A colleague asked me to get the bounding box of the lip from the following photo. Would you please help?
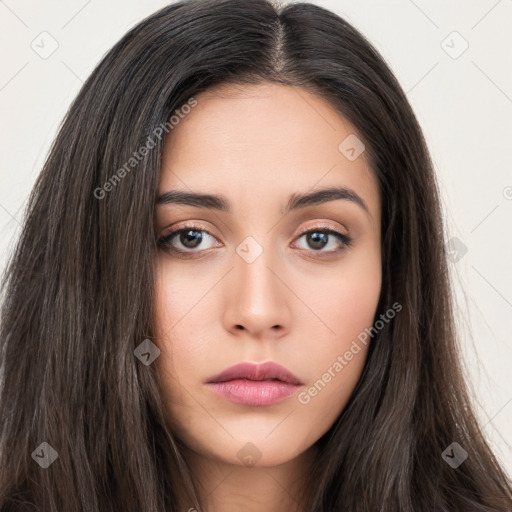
[205,362,303,406]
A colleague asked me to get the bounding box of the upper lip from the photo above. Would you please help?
[205,362,303,385]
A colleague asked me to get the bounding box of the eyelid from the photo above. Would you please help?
[160,220,219,239]
[294,220,348,238]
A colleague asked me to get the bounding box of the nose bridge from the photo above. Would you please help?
[224,233,290,334]
[235,234,281,307]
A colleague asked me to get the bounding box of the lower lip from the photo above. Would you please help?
[207,379,301,406]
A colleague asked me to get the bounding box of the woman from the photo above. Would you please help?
[1,0,510,510]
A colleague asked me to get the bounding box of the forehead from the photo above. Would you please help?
[159,82,379,219]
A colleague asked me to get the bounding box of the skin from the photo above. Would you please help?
[153,82,382,512]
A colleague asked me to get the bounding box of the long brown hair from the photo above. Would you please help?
[1,0,511,510]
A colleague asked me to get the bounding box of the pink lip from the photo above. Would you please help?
[205,362,303,406]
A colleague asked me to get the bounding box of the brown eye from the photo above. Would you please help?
[176,229,204,249]
[293,228,352,254]
[158,225,220,255]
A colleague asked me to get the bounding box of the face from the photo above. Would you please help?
[153,82,381,469]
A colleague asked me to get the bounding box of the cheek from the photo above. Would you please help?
[331,267,381,340]
[152,257,219,355]
[295,251,381,416]
[297,247,382,345]
[152,262,203,407]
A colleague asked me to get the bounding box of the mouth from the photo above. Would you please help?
[205,361,303,406]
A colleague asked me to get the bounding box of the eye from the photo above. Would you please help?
[157,223,352,258]
[157,224,221,257]
[292,225,352,254]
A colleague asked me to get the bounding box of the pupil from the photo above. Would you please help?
[181,230,202,248]
[308,232,327,250]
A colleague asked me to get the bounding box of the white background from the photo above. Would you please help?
[1,0,511,476]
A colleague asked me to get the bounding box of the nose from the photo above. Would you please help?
[222,242,292,339]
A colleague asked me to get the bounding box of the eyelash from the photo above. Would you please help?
[157,223,353,258]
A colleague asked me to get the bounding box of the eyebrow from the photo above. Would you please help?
[156,186,371,218]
